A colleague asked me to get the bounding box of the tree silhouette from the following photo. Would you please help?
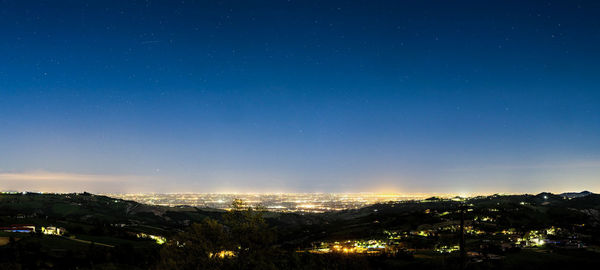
[223,199,277,270]
[157,218,230,270]
[156,199,277,270]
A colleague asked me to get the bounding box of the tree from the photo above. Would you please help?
[157,218,231,270]
[223,199,277,270]
[156,199,277,270]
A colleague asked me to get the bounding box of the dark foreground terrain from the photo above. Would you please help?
[1,191,599,269]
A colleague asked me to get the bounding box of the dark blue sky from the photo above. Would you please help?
[1,0,599,193]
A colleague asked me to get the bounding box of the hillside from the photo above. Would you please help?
[1,192,600,269]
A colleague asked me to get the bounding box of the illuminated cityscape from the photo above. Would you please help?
[102,193,432,212]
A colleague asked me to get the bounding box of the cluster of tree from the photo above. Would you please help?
[155,200,400,270]
[156,199,276,270]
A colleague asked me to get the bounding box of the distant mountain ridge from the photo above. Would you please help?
[559,190,593,198]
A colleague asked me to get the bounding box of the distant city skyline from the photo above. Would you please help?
[1,1,599,194]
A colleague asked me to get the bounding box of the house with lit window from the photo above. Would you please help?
[0,224,36,233]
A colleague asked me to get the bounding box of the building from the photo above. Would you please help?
[41,226,66,236]
[0,224,36,233]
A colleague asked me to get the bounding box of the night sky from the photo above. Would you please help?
[1,0,599,194]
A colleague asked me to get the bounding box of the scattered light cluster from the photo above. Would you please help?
[137,232,166,245]
[308,240,389,254]
[310,225,582,256]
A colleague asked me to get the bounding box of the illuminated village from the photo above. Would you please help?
[299,199,592,261]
